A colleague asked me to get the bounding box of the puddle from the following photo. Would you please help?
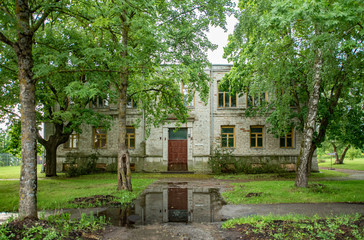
[97,182,226,227]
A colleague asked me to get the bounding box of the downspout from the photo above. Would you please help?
[210,65,214,155]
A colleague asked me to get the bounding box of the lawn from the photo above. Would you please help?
[214,169,349,180]
[0,165,45,179]
[0,172,155,212]
[222,180,364,204]
[318,157,364,171]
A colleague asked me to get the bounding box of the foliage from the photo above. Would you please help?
[0,213,108,240]
[222,180,364,204]
[64,154,98,177]
[223,0,363,186]
[222,214,364,240]
[209,147,285,174]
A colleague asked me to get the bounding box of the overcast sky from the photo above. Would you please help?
[206,14,237,64]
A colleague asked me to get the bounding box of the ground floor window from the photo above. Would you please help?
[251,126,264,148]
[93,128,107,148]
[280,129,294,148]
[221,126,235,148]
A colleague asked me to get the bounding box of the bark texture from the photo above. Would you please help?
[36,124,70,177]
[333,143,350,164]
[295,49,322,188]
[15,0,38,219]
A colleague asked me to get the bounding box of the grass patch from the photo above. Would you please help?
[222,214,364,240]
[222,180,364,204]
[0,212,108,240]
[0,165,46,179]
[318,158,364,171]
[0,172,155,212]
[214,169,348,181]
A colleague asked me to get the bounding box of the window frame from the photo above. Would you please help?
[64,133,79,149]
[280,129,294,148]
[126,126,136,149]
[90,96,109,109]
[221,126,235,148]
[217,82,237,108]
[93,127,107,149]
[127,96,137,109]
[250,126,264,148]
[181,83,195,107]
[247,91,268,107]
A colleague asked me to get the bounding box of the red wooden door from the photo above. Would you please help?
[168,140,187,171]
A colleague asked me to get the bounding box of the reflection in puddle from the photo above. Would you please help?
[97,182,226,226]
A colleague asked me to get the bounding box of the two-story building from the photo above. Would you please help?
[46,64,318,173]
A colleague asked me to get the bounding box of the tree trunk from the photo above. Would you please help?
[332,142,340,164]
[45,144,58,177]
[37,124,70,177]
[15,16,38,218]
[337,145,350,164]
[295,49,322,188]
[117,85,132,191]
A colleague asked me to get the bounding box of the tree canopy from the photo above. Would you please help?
[224,0,363,187]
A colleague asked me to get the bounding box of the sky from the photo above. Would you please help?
[206,14,237,64]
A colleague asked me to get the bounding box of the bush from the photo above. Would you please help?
[65,154,98,177]
[106,162,117,173]
[209,148,285,174]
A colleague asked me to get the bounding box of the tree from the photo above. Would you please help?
[80,0,234,191]
[223,0,363,187]
[0,0,70,219]
[326,90,364,164]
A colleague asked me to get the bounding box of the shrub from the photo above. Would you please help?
[65,154,98,177]
[209,148,285,174]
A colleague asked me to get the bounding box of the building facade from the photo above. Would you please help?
[46,64,318,173]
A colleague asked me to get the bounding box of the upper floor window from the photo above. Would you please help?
[93,127,107,149]
[247,92,268,107]
[218,82,237,108]
[64,133,79,149]
[221,126,235,148]
[90,96,108,109]
[127,97,137,109]
[280,129,294,148]
[126,126,135,149]
[181,84,194,107]
[250,126,264,148]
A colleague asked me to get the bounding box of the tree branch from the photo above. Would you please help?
[0,31,15,47]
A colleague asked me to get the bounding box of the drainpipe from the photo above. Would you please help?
[210,65,214,155]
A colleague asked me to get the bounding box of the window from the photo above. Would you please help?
[93,128,107,148]
[250,126,264,148]
[280,129,294,148]
[247,92,268,107]
[126,127,135,149]
[218,82,237,108]
[181,84,194,107]
[221,126,235,148]
[90,96,108,108]
[64,133,79,149]
[127,97,137,108]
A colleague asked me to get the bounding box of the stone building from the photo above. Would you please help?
[46,64,318,173]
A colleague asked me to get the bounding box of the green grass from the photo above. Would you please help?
[214,169,348,180]
[0,165,45,179]
[0,172,155,212]
[222,214,364,239]
[222,180,364,204]
[318,158,364,171]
